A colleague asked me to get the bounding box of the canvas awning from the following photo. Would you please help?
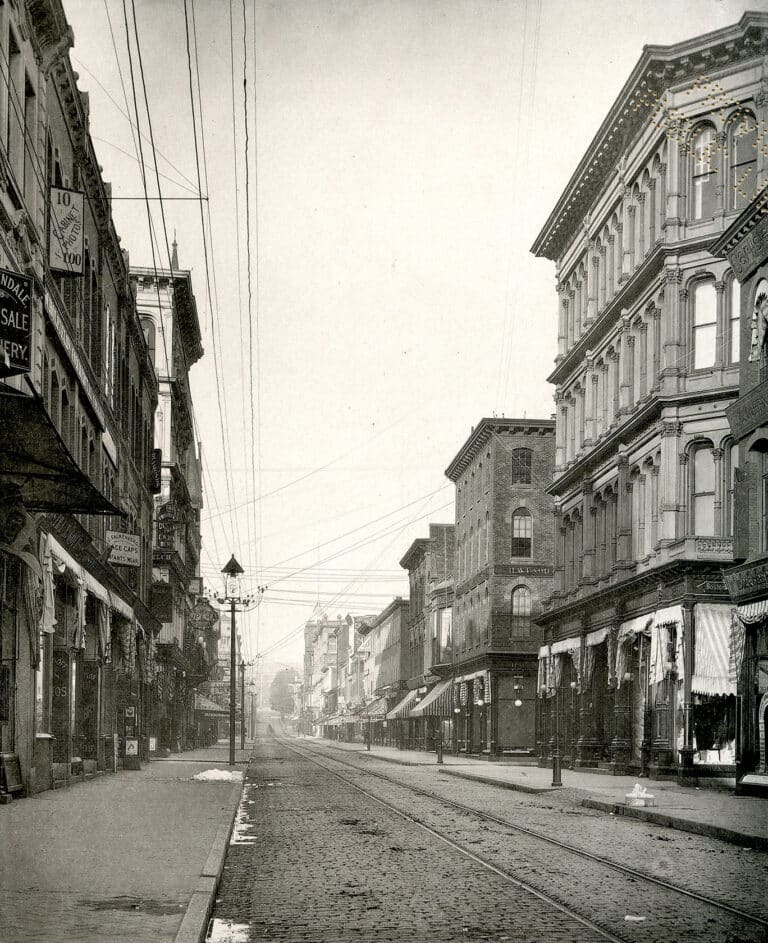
[409,679,453,717]
[693,604,735,697]
[0,386,122,515]
[361,696,388,717]
[194,693,229,716]
[736,600,768,624]
[551,635,580,655]
[320,715,343,727]
[386,689,419,720]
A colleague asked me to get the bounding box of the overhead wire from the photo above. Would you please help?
[181,0,242,552]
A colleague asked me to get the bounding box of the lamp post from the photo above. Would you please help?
[552,683,562,787]
[240,660,246,750]
[215,555,253,766]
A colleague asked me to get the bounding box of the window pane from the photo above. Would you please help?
[694,283,716,326]
[511,449,532,484]
[694,447,715,492]
[730,279,740,363]
[694,324,716,368]
[512,511,532,538]
[512,587,531,616]
[694,495,715,536]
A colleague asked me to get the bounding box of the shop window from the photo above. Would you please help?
[511,585,531,638]
[692,445,715,536]
[691,125,717,219]
[692,281,717,370]
[511,508,532,558]
[510,448,532,484]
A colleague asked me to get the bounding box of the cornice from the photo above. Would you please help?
[445,417,555,482]
[531,13,768,263]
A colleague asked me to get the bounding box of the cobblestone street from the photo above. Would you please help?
[209,731,768,943]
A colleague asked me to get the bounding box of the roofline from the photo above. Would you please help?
[399,537,429,570]
[445,417,555,482]
[371,596,409,628]
[531,12,768,262]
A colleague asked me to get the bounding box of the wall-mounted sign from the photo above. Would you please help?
[49,187,85,275]
[188,598,218,633]
[0,268,31,377]
[106,531,140,567]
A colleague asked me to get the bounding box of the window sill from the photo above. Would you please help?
[35,733,54,740]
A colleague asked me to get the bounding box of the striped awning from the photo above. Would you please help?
[693,604,735,697]
[361,696,388,717]
[321,715,342,727]
[409,679,452,717]
[737,600,768,625]
[551,635,580,655]
[386,689,419,720]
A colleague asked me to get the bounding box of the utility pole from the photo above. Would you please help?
[240,660,246,750]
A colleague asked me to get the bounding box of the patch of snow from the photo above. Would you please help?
[207,918,250,942]
[193,769,244,782]
[230,783,259,844]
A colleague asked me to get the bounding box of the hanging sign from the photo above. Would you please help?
[49,187,85,275]
[0,268,31,377]
[106,531,141,567]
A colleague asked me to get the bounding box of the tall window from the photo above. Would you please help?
[726,442,739,538]
[510,448,532,484]
[762,453,768,553]
[692,445,715,536]
[729,277,740,365]
[691,126,717,219]
[511,508,532,558]
[511,586,531,638]
[693,281,717,369]
[730,113,758,211]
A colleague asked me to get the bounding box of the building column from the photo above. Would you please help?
[678,597,696,784]
[637,474,647,558]
[658,162,667,238]
[651,306,661,391]
[713,447,725,536]
[584,359,596,445]
[555,392,566,469]
[581,481,595,583]
[661,268,684,387]
[557,288,568,361]
[714,280,726,369]
[619,317,634,413]
[586,247,598,326]
[639,323,648,400]
[616,453,632,566]
[659,421,682,543]
[553,507,565,594]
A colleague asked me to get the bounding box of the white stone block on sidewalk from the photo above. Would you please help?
[625,782,655,807]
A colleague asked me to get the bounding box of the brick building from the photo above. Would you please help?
[444,418,555,756]
[714,180,768,794]
[0,0,160,796]
[531,13,767,782]
[131,251,208,754]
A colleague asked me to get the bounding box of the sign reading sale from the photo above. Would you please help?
[0,268,31,377]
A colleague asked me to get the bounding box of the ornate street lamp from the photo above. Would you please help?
[214,555,252,766]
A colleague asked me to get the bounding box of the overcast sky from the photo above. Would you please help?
[63,0,760,672]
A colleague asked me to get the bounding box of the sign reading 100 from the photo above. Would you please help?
[49,187,85,276]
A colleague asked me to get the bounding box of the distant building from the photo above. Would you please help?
[445,418,555,756]
[396,524,454,749]
[131,248,208,753]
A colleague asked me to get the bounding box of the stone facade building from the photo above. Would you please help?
[531,12,768,782]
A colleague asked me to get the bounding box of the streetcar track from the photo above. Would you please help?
[275,736,627,943]
[278,735,768,937]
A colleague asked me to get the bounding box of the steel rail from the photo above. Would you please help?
[283,736,768,934]
[278,736,628,943]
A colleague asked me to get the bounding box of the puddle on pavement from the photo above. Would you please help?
[81,895,184,916]
[207,917,250,942]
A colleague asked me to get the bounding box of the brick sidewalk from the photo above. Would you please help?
[0,741,249,943]
[310,737,768,848]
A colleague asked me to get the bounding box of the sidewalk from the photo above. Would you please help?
[0,741,251,943]
[310,738,768,851]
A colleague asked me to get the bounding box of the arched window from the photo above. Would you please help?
[510,448,532,484]
[511,586,531,638]
[511,508,532,558]
[691,125,717,220]
[728,276,741,365]
[729,112,757,211]
[692,281,717,369]
[692,444,715,536]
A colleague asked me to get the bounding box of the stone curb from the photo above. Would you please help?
[581,798,768,851]
[438,767,558,794]
[173,780,244,943]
